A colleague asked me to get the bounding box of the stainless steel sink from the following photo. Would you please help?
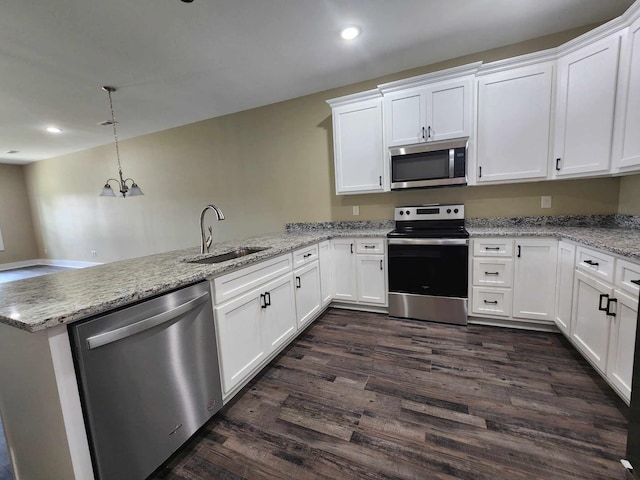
[189,247,269,264]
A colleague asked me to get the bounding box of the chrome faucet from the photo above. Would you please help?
[200,204,225,254]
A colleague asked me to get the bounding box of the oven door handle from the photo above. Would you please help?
[387,238,469,246]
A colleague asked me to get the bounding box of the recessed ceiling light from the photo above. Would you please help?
[6,150,19,154]
[46,126,62,134]
[341,26,361,40]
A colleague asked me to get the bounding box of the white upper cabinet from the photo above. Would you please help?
[553,32,623,178]
[476,59,554,183]
[327,90,385,195]
[380,63,480,148]
[613,15,640,172]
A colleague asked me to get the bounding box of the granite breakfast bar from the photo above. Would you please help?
[0,219,638,480]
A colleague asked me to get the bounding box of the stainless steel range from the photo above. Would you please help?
[387,204,469,325]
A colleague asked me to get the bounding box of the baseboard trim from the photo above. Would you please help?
[0,258,101,271]
[469,316,560,332]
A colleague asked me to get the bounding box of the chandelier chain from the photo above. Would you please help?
[106,88,123,175]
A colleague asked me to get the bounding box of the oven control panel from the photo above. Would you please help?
[394,204,464,221]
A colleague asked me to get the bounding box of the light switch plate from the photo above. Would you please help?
[541,196,552,209]
[352,206,360,216]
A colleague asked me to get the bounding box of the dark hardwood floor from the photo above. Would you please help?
[151,308,629,480]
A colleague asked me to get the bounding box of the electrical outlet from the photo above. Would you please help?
[91,250,97,257]
[352,206,360,216]
[43,248,48,255]
[541,196,552,209]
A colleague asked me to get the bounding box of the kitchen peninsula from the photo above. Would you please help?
[0,218,639,479]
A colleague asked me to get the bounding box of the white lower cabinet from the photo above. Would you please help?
[262,275,298,352]
[606,289,638,400]
[319,240,333,306]
[294,261,322,328]
[331,238,387,307]
[470,238,557,324]
[332,239,358,301]
[554,241,576,335]
[512,239,558,321]
[571,270,614,373]
[357,255,386,304]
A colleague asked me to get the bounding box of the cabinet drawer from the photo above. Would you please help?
[472,287,512,317]
[293,244,319,268]
[615,258,640,296]
[356,238,385,254]
[473,239,514,257]
[576,246,615,283]
[472,258,513,287]
[213,253,292,304]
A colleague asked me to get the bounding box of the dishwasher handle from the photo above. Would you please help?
[86,291,210,350]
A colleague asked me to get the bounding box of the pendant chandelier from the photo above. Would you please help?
[99,86,144,198]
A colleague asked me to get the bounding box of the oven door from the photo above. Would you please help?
[388,239,468,297]
[387,238,469,325]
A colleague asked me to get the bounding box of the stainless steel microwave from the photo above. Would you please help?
[390,137,468,190]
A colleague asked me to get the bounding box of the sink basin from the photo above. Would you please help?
[189,247,269,264]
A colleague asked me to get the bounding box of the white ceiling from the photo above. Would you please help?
[0,0,634,165]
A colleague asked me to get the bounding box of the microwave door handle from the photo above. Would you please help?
[449,148,454,178]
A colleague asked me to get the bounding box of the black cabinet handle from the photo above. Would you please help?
[479,166,482,178]
[265,291,271,307]
[260,293,267,309]
[422,127,425,139]
[632,279,640,286]
[427,126,432,139]
[584,259,599,267]
[379,175,382,186]
[598,294,609,312]
[517,245,521,258]
[380,259,383,271]
[303,253,312,258]
[485,272,500,276]
[295,276,301,289]
[556,158,561,171]
[485,246,500,251]
[606,297,617,317]
[364,245,376,249]
[484,300,498,305]
[350,243,354,254]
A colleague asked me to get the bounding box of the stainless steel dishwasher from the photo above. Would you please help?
[69,281,223,480]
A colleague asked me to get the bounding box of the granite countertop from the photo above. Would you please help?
[1,217,638,333]
[0,227,392,333]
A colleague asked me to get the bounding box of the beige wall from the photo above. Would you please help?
[618,174,640,215]
[0,164,38,264]
[24,24,629,263]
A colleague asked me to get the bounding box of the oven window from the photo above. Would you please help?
[392,151,449,182]
[388,244,468,297]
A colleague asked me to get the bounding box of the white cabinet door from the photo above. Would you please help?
[383,77,473,147]
[606,289,638,402]
[476,63,553,182]
[357,255,386,305]
[332,239,357,301]
[214,289,266,394]
[554,33,622,177]
[512,239,558,321]
[425,78,473,142]
[555,241,576,336]
[332,95,384,194]
[384,89,426,147]
[613,19,640,172]
[319,240,333,306]
[262,275,297,353]
[572,270,615,372]
[294,261,322,328]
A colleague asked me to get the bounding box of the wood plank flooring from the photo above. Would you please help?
[150,309,630,480]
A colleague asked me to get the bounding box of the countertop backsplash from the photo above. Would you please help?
[286,220,395,232]
[466,214,640,229]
